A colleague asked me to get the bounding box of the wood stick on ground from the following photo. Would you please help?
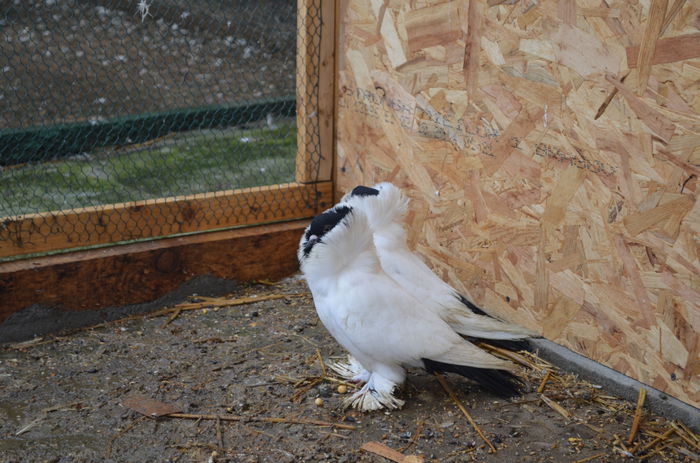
[291,376,323,403]
[320,431,351,441]
[434,373,496,453]
[399,419,425,453]
[105,415,148,458]
[161,306,183,328]
[537,370,552,393]
[670,421,700,450]
[477,343,540,370]
[170,442,223,452]
[540,394,572,420]
[573,452,607,463]
[166,293,299,313]
[613,434,633,457]
[216,415,224,449]
[641,439,677,460]
[243,424,280,442]
[15,401,82,435]
[166,412,357,431]
[5,293,305,351]
[316,349,327,377]
[675,421,700,445]
[638,428,675,454]
[361,441,424,463]
[627,387,647,444]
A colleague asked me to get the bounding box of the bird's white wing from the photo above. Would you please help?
[340,183,534,340]
[328,268,514,373]
[379,244,536,340]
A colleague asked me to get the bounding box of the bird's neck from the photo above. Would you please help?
[375,223,408,249]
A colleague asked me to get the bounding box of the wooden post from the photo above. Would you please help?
[295,0,335,184]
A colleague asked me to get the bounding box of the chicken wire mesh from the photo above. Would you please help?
[0,0,324,259]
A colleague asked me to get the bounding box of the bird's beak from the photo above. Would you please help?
[302,235,319,257]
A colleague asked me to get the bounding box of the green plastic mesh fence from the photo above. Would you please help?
[0,0,323,258]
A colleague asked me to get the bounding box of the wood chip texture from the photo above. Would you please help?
[335,0,699,407]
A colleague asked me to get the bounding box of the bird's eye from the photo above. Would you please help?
[323,224,332,233]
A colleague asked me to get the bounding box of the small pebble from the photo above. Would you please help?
[314,398,324,407]
[317,384,332,398]
[337,385,347,394]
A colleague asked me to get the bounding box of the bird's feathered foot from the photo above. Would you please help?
[342,374,404,411]
[328,355,370,383]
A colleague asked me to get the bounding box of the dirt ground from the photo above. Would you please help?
[0,276,696,463]
[1,0,296,128]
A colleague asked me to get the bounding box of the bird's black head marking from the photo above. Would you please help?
[350,185,380,197]
[302,205,352,257]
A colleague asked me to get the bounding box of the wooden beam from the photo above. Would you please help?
[0,220,308,324]
[319,0,337,182]
[295,0,336,184]
[0,181,332,259]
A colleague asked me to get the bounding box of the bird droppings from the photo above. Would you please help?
[0,276,697,462]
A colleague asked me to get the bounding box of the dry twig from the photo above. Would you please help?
[105,416,148,458]
[573,452,607,463]
[627,387,646,444]
[15,402,82,436]
[161,306,183,328]
[434,373,496,453]
[163,293,300,314]
[167,412,356,431]
[670,421,700,450]
[477,342,542,370]
[3,293,304,351]
[536,369,552,393]
[215,415,224,449]
[540,394,572,420]
[316,348,327,377]
[361,441,424,463]
[399,419,425,453]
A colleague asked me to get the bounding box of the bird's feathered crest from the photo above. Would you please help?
[298,205,377,279]
[341,182,409,245]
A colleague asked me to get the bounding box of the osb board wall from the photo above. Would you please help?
[335,0,700,406]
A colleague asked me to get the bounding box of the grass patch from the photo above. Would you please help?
[0,123,297,217]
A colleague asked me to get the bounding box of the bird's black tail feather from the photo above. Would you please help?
[477,338,532,352]
[422,358,522,398]
[455,293,534,352]
[456,293,488,316]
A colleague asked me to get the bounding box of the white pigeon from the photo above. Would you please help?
[331,183,536,388]
[299,204,522,411]
[340,182,536,342]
